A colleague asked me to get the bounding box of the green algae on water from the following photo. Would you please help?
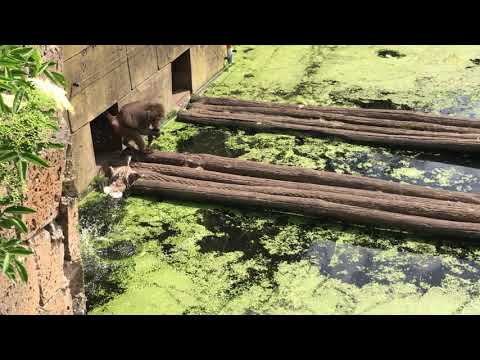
[81,45,480,315]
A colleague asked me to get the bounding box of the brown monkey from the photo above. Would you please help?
[104,101,165,152]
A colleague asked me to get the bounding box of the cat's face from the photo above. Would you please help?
[103,165,140,199]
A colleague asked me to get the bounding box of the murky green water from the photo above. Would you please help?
[81,45,480,314]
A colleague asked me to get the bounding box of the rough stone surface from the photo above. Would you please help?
[59,197,86,315]
[59,197,82,262]
[22,148,66,238]
[29,229,68,307]
[39,45,64,73]
[0,45,85,315]
[0,252,40,315]
[0,229,76,315]
[40,286,73,315]
[64,260,86,315]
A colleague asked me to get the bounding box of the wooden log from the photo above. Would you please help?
[185,108,480,140]
[131,176,480,240]
[308,107,480,129]
[133,163,480,223]
[177,110,480,152]
[190,102,480,134]
[191,95,480,129]
[133,151,480,205]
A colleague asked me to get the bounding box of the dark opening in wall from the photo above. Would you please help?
[90,103,122,155]
[171,50,192,107]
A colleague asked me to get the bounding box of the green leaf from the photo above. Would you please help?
[43,69,55,82]
[20,152,49,167]
[16,78,34,89]
[0,198,14,206]
[44,70,66,88]
[7,217,28,233]
[12,89,25,113]
[0,94,11,113]
[0,102,10,113]
[5,263,16,281]
[0,217,29,233]
[0,151,19,163]
[0,218,17,229]
[0,76,15,87]
[2,253,10,274]
[10,69,28,78]
[4,239,21,247]
[0,82,15,92]
[0,145,15,152]
[4,206,35,215]
[10,47,35,59]
[45,123,60,131]
[30,48,42,65]
[14,259,28,283]
[45,142,64,149]
[36,62,50,76]
[16,160,28,183]
[0,58,21,67]
[10,246,33,256]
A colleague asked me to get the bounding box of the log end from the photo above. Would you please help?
[189,95,204,104]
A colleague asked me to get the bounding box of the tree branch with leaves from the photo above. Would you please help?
[0,45,71,283]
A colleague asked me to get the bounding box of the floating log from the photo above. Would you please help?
[190,95,480,129]
[131,176,480,240]
[134,162,480,223]
[184,108,480,139]
[133,151,480,205]
[189,102,480,134]
[177,110,480,153]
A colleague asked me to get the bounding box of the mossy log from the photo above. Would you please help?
[131,175,480,240]
[133,162,480,223]
[132,151,480,205]
[189,102,480,134]
[177,110,480,153]
[190,95,480,129]
[183,108,480,139]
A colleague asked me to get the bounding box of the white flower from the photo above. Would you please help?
[29,77,74,114]
[1,93,14,108]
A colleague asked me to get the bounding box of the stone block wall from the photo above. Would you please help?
[63,45,226,195]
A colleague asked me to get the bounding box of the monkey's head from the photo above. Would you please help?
[146,103,165,135]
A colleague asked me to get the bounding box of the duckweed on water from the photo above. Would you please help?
[391,167,426,183]
[82,193,480,314]
[82,46,480,314]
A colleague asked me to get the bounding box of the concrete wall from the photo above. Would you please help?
[63,45,226,195]
[190,45,226,92]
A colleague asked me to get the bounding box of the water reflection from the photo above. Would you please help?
[439,94,480,118]
[306,239,480,291]
[340,151,480,192]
